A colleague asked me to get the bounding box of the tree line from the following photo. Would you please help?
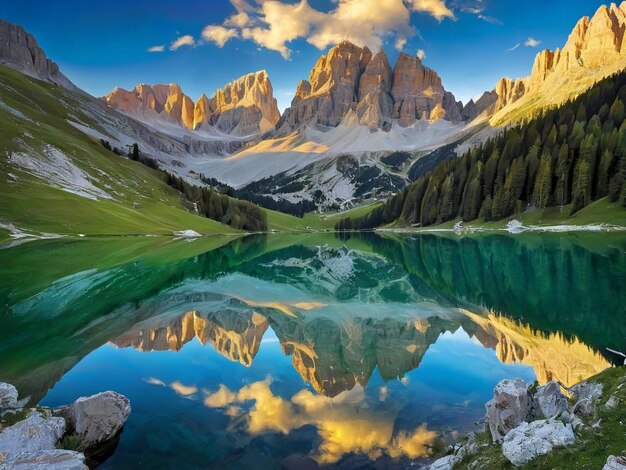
[100,141,267,232]
[337,72,626,230]
[199,175,316,218]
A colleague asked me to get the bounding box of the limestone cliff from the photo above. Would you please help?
[490,2,626,123]
[194,71,281,135]
[0,19,77,91]
[279,41,463,133]
[104,71,280,136]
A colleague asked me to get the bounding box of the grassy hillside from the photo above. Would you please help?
[0,65,237,236]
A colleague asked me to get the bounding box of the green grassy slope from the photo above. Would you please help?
[266,203,382,231]
[0,65,237,236]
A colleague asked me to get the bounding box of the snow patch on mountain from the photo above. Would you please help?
[8,145,112,200]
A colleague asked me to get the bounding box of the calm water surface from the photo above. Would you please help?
[1,233,624,469]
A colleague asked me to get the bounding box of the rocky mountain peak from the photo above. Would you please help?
[280,42,462,133]
[490,2,626,121]
[104,70,280,136]
[0,19,77,91]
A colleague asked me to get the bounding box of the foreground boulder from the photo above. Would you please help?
[502,419,575,466]
[0,383,19,411]
[604,455,626,469]
[531,381,568,419]
[61,391,131,450]
[485,379,531,442]
[426,433,478,469]
[2,449,87,469]
[0,410,65,455]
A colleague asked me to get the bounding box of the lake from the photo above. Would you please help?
[1,232,624,469]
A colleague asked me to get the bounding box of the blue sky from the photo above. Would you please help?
[0,0,606,110]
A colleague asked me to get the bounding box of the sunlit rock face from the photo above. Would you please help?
[104,84,195,130]
[491,2,626,120]
[193,71,281,135]
[113,310,269,366]
[390,53,462,125]
[0,19,78,91]
[103,71,280,136]
[279,41,463,133]
[464,310,611,388]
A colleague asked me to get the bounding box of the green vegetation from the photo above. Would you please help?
[338,72,626,231]
[454,367,626,469]
[0,65,238,236]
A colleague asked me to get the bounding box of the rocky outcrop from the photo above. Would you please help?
[391,53,462,125]
[0,382,130,468]
[104,84,194,129]
[604,455,626,469]
[61,391,131,450]
[0,382,18,410]
[356,51,394,130]
[0,410,66,455]
[104,71,280,136]
[502,419,575,466]
[195,71,281,135]
[488,2,626,122]
[279,41,463,133]
[460,91,498,121]
[2,449,88,469]
[485,379,532,442]
[0,19,77,91]
[531,381,568,419]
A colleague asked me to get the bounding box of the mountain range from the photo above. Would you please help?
[1,2,626,233]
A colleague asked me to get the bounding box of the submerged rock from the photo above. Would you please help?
[0,383,19,411]
[603,455,626,469]
[62,391,131,450]
[485,379,531,442]
[502,419,575,466]
[0,410,65,455]
[531,381,568,419]
[2,449,87,469]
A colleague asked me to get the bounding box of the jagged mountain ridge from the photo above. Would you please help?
[104,70,281,136]
[0,19,77,91]
[278,41,469,134]
[488,2,626,123]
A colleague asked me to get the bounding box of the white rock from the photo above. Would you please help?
[173,229,202,238]
[0,383,18,411]
[572,397,596,417]
[570,381,603,403]
[502,419,575,466]
[427,454,458,470]
[605,395,619,410]
[506,219,527,234]
[0,410,65,455]
[63,391,131,449]
[603,455,626,469]
[2,449,87,469]
[532,381,568,419]
[485,379,531,442]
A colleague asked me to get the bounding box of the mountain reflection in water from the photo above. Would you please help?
[0,232,624,468]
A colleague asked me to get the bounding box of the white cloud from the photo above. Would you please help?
[524,37,541,47]
[199,0,456,60]
[147,45,164,53]
[507,43,520,51]
[395,37,408,51]
[202,25,239,47]
[417,49,426,60]
[170,34,195,51]
[408,0,455,21]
